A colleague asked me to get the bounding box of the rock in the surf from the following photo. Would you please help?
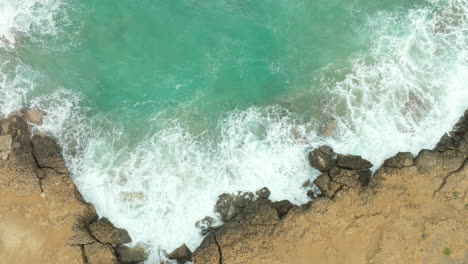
[336,154,373,170]
[116,245,149,263]
[89,217,132,246]
[308,145,336,172]
[166,244,192,263]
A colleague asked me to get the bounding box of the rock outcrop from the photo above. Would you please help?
[190,110,468,264]
[0,113,147,264]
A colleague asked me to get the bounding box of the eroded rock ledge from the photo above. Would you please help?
[186,110,468,264]
[0,112,147,264]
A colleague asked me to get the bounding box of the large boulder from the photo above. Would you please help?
[336,154,373,170]
[84,242,119,264]
[214,191,254,222]
[89,217,132,246]
[308,145,336,172]
[166,244,192,264]
[272,200,295,218]
[383,152,414,168]
[116,245,149,263]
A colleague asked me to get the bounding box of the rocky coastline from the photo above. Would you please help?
[1,109,467,263]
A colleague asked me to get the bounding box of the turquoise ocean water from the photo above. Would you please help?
[1,0,468,262]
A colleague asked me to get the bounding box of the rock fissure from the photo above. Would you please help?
[213,234,223,264]
[80,245,89,264]
[433,156,468,197]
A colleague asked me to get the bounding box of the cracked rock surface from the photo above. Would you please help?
[0,114,144,264]
[191,110,468,264]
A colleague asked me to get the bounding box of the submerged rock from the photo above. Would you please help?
[321,118,338,137]
[214,193,241,222]
[89,217,132,246]
[166,244,192,264]
[336,154,373,170]
[116,245,149,263]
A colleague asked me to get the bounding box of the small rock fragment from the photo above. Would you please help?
[308,145,336,172]
[195,216,217,236]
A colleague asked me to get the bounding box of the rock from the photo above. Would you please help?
[193,199,280,264]
[234,191,254,208]
[195,216,217,236]
[166,244,192,263]
[214,193,242,222]
[306,189,316,199]
[20,108,43,125]
[313,173,341,198]
[302,179,311,187]
[31,135,68,173]
[84,242,119,264]
[116,245,149,263]
[89,217,132,246]
[272,200,295,217]
[321,118,338,137]
[308,145,336,172]
[336,154,373,170]
[383,152,414,168]
[0,134,12,160]
[358,170,372,186]
[256,187,271,199]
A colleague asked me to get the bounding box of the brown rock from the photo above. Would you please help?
[89,217,132,246]
[116,245,149,263]
[383,152,414,168]
[20,108,43,125]
[84,242,119,264]
[166,244,192,263]
[272,200,295,217]
[336,154,373,170]
[31,135,68,173]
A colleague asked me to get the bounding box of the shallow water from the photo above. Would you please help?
[1,0,468,262]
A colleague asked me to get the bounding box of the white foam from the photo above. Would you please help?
[2,1,468,263]
[0,0,66,49]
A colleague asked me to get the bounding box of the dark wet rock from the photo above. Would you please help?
[308,145,336,172]
[84,242,119,264]
[195,216,218,236]
[234,191,254,208]
[358,170,372,186]
[302,179,311,187]
[214,193,242,222]
[31,135,68,173]
[313,173,341,198]
[89,217,132,246]
[116,245,149,263]
[256,187,271,199]
[336,154,373,170]
[383,152,414,168]
[166,244,192,263]
[272,200,295,218]
[306,189,316,199]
